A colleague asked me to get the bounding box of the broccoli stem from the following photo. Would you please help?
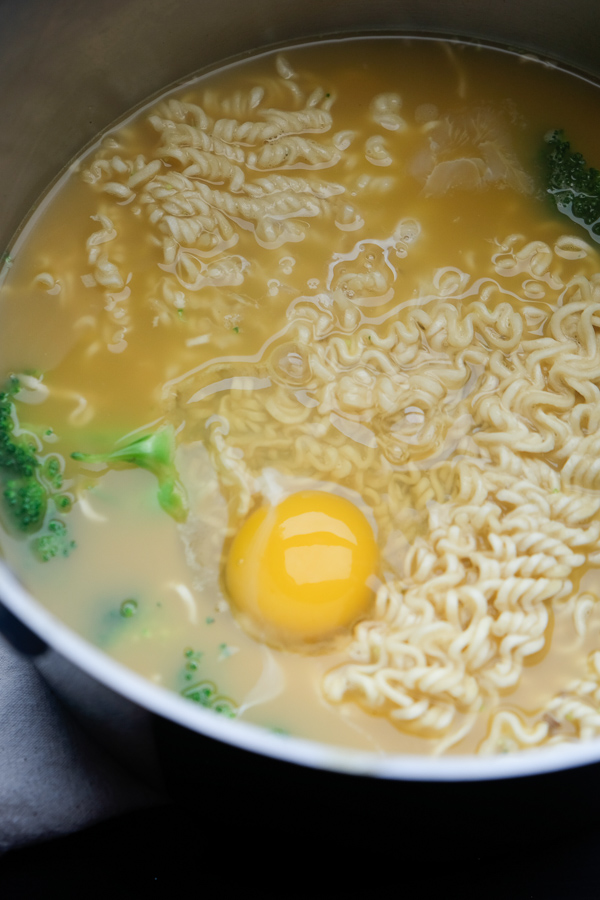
[71,424,187,522]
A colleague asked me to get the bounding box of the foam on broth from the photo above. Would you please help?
[3,36,600,754]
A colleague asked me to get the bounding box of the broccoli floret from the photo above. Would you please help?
[4,477,46,529]
[0,390,40,476]
[33,519,76,562]
[0,381,75,559]
[544,130,600,240]
[0,386,46,530]
[71,424,187,522]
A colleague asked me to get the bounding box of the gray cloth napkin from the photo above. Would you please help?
[0,634,161,854]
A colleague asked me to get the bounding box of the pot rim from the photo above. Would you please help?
[3,30,600,783]
[2,562,600,781]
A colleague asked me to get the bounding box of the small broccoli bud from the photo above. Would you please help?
[42,455,63,491]
[33,519,76,561]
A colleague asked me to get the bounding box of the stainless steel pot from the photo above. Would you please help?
[2,0,600,787]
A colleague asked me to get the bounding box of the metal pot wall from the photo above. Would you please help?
[3,0,600,804]
[3,0,600,255]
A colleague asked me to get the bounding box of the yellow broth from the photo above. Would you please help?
[2,37,600,753]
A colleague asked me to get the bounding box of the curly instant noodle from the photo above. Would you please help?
[173,237,600,751]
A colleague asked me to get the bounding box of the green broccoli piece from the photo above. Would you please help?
[0,390,39,476]
[4,477,46,529]
[0,386,46,530]
[42,455,64,491]
[34,519,76,562]
[71,424,187,522]
[544,130,600,241]
[0,381,75,559]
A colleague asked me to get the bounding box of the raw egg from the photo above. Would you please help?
[225,490,378,648]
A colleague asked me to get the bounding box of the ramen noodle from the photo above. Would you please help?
[2,37,600,755]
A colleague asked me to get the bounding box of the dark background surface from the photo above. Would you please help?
[4,803,600,896]
[2,716,600,895]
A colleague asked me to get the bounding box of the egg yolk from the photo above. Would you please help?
[225,491,378,648]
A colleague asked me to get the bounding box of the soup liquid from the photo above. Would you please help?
[2,37,600,754]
